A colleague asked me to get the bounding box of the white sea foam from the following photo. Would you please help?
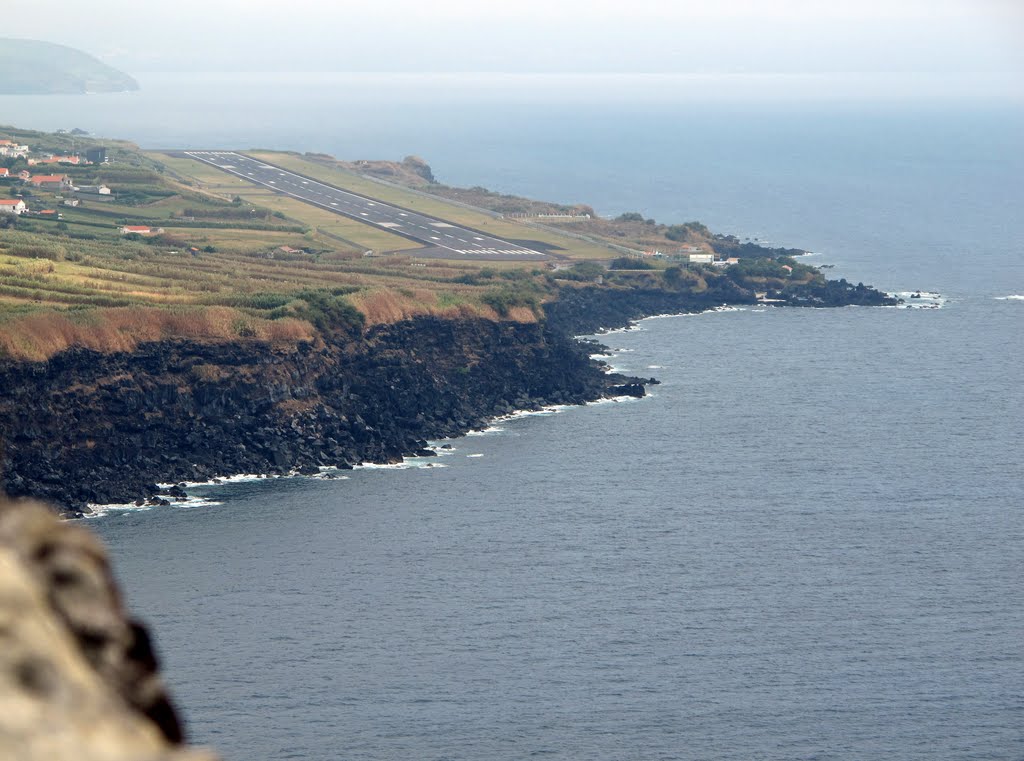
[889,290,946,309]
[354,460,447,470]
[994,295,1024,301]
[647,365,664,369]
[173,496,226,509]
[158,473,270,489]
[500,405,566,419]
[86,502,153,518]
[598,325,647,336]
[86,495,223,518]
[585,394,644,406]
[467,425,505,436]
[637,312,697,322]
[466,453,484,458]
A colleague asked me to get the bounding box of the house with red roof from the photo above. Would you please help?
[0,168,8,178]
[28,174,71,191]
[28,154,82,166]
[0,199,28,215]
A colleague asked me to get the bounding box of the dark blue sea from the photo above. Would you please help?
[5,74,1023,760]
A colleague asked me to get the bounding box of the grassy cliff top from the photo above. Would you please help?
[0,127,822,361]
[0,39,138,95]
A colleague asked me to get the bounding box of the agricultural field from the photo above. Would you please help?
[3,127,806,363]
[1,129,607,361]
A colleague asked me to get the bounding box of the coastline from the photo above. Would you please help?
[84,392,648,518]
[1,282,896,518]
[1,310,654,518]
[82,287,913,519]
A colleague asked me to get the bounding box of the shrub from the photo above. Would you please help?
[480,284,540,317]
[610,256,654,270]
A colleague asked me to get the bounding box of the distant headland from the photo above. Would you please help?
[0,38,138,95]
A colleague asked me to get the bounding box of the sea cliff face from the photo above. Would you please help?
[0,315,642,516]
[0,281,896,516]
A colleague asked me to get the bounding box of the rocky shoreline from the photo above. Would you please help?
[0,312,648,518]
[0,283,896,518]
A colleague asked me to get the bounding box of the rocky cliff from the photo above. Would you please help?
[0,315,645,516]
[0,279,896,516]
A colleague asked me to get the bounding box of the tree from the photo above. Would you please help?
[615,212,644,223]
[665,221,710,242]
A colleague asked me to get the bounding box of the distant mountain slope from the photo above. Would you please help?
[0,38,138,94]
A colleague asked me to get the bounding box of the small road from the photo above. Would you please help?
[181,151,549,261]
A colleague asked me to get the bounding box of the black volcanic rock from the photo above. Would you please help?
[0,316,647,516]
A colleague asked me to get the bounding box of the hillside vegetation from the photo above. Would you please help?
[321,155,806,257]
[0,127,833,362]
[0,39,138,94]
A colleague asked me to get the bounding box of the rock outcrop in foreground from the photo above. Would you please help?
[0,497,215,761]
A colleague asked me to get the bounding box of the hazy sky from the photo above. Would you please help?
[4,0,1022,76]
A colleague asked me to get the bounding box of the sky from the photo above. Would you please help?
[3,0,1022,78]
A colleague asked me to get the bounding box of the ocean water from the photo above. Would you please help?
[6,75,1023,760]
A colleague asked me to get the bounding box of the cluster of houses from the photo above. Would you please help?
[1,137,106,165]
[1,138,112,208]
[28,154,82,166]
[0,171,114,217]
[0,139,29,158]
[1,137,115,218]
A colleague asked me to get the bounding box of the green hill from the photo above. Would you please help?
[0,38,138,94]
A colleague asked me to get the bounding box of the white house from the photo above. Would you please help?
[73,184,111,195]
[0,199,28,215]
[0,139,29,158]
[687,253,715,265]
[119,225,164,235]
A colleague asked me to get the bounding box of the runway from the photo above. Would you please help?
[181,151,549,260]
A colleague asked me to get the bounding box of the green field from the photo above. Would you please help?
[3,128,771,362]
[239,151,619,259]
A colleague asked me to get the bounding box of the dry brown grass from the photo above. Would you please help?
[0,307,315,363]
[347,288,537,327]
